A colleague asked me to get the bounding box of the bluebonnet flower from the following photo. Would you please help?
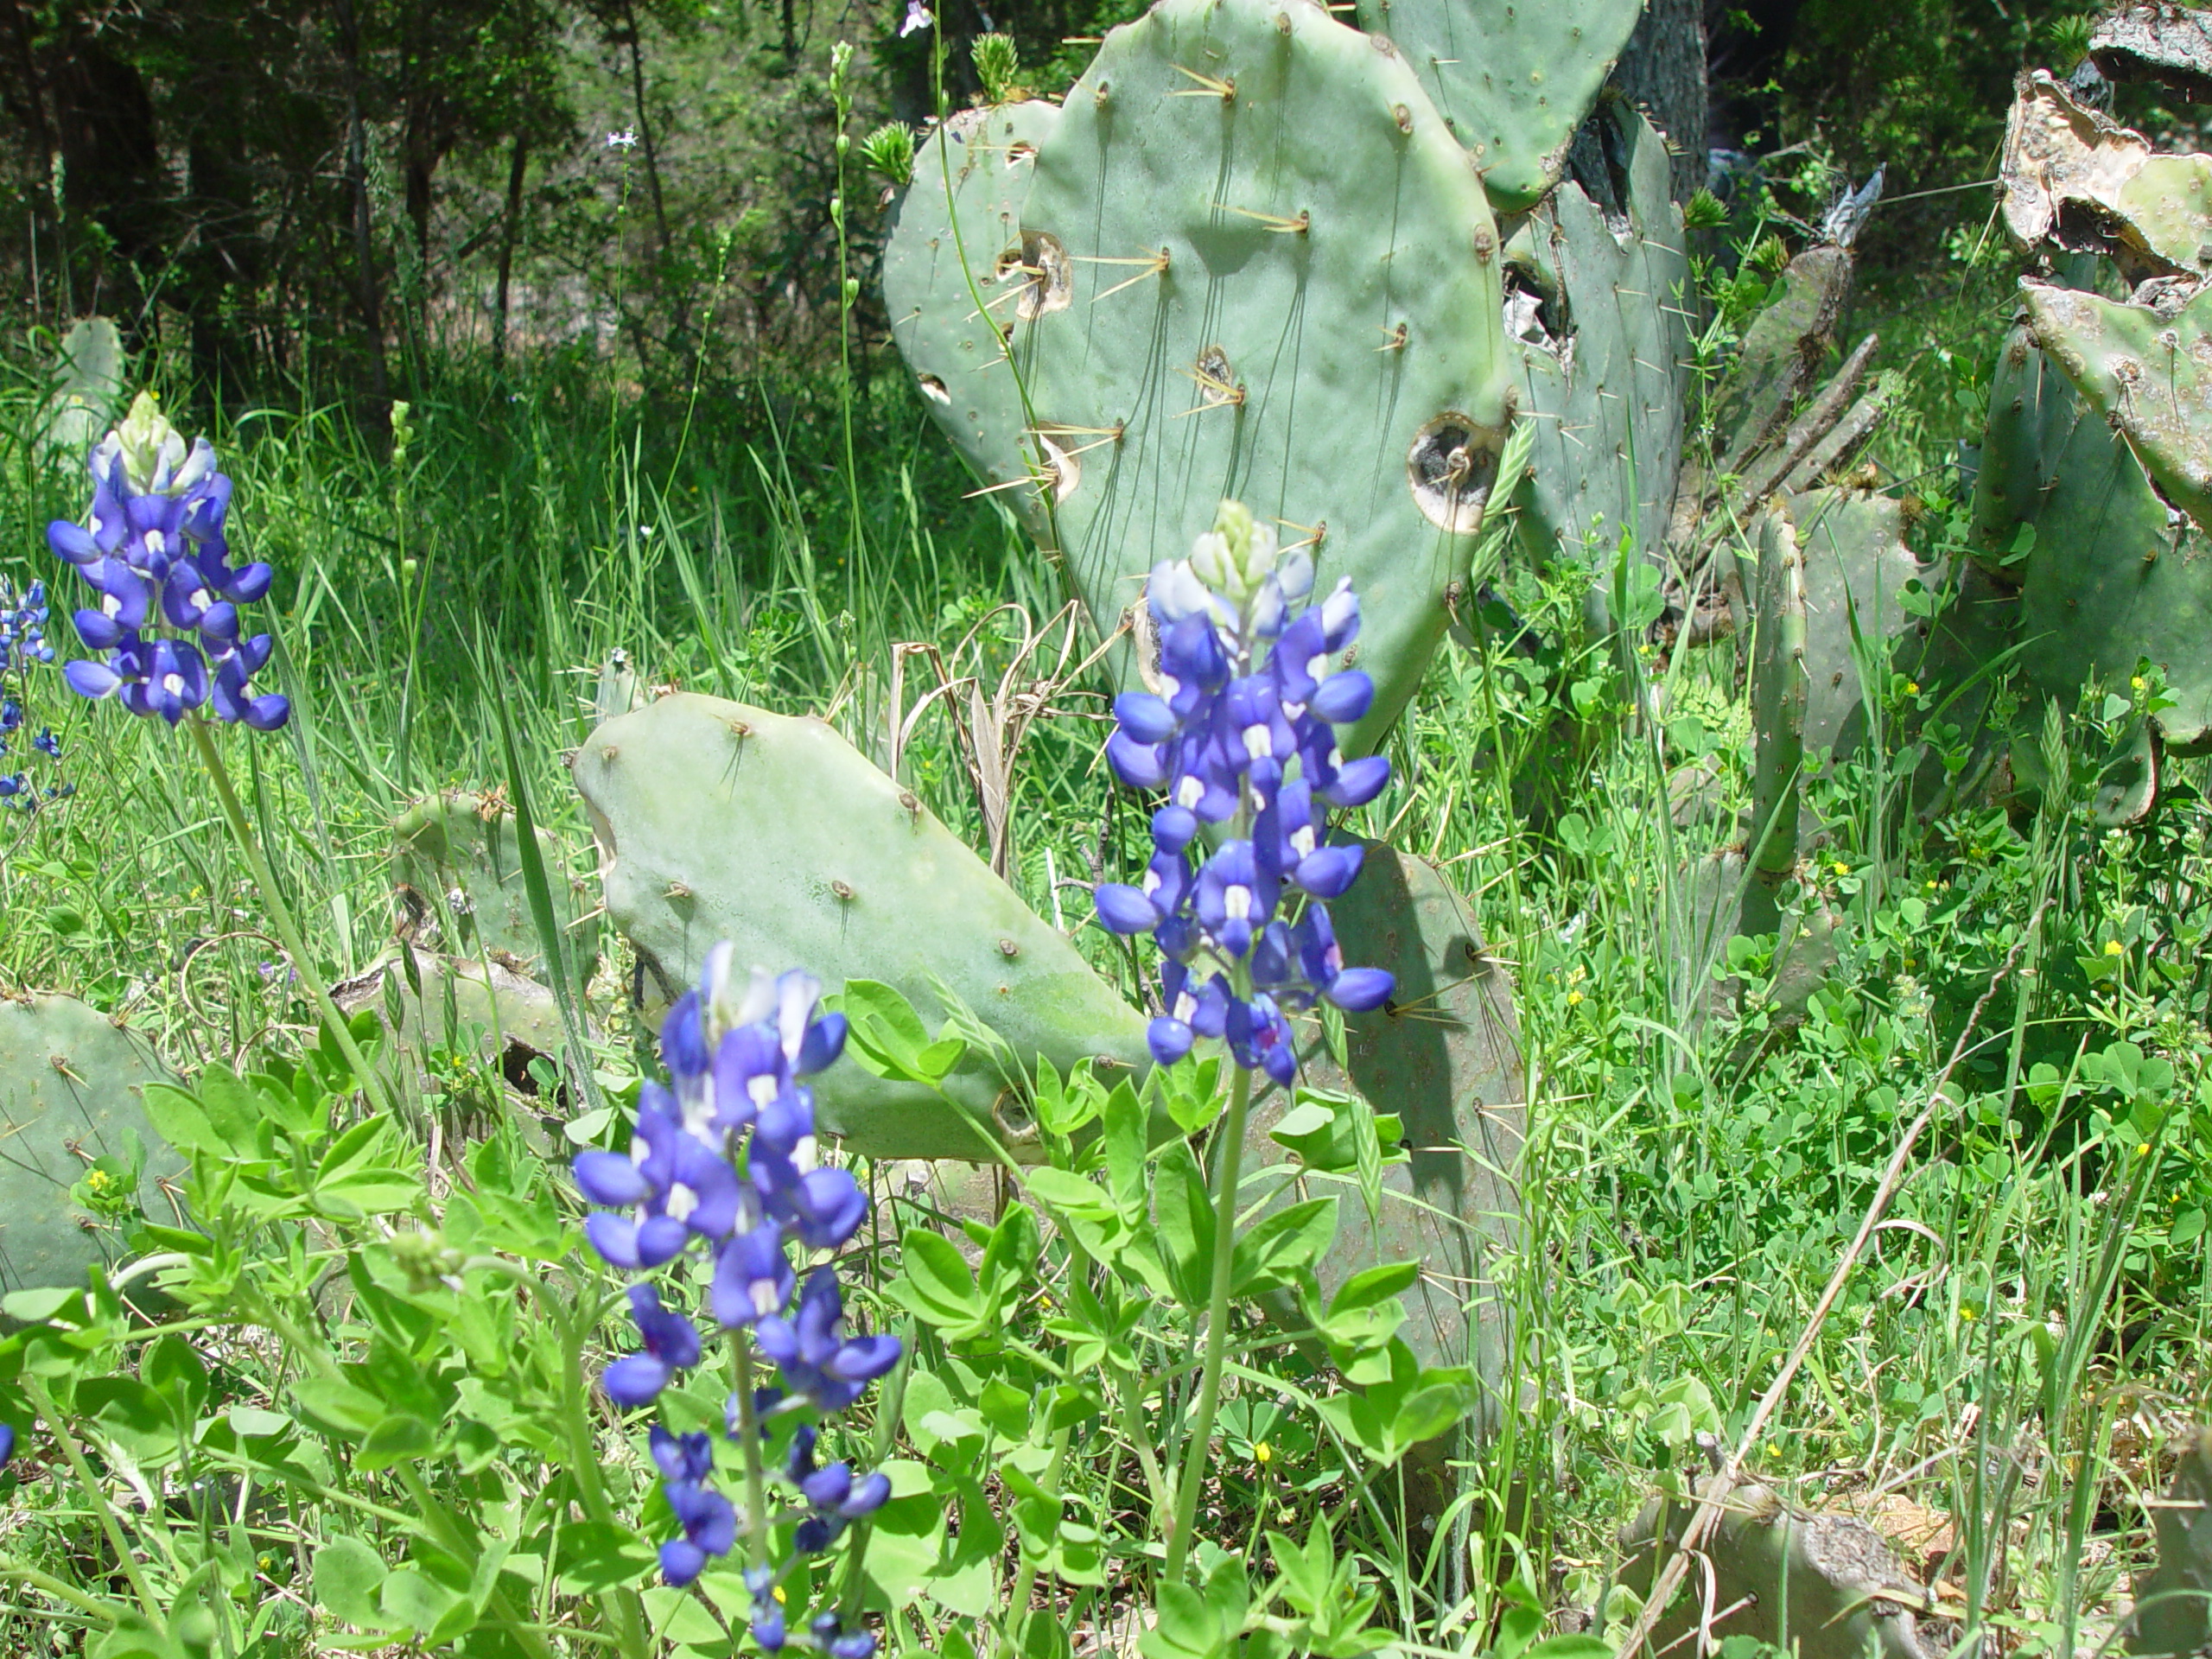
[1092,502,1395,1080]
[0,700,19,733]
[602,1282,702,1406]
[754,1269,902,1414]
[0,580,54,674]
[571,944,898,1643]
[652,1426,737,1586]
[0,1421,13,1470]
[30,728,59,758]
[45,393,288,730]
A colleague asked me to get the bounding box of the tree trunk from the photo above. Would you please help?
[621,3,671,257]
[333,0,390,404]
[1612,0,1709,202]
[494,133,529,370]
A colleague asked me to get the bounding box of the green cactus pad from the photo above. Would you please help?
[1016,0,1516,754]
[1326,844,1522,1386]
[1625,1484,1949,1659]
[1355,0,1648,213]
[571,693,1150,1160]
[882,100,1064,543]
[1783,488,1929,766]
[0,995,181,1294]
[1744,499,1808,941]
[2022,276,2212,531]
[2129,1424,2212,1659]
[392,791,598,977]
[43,317,125,461]
[2001,72,2212,282]
[1973,319,2212,753]
[1508,103,1690,567]
[1710,246,1853,469]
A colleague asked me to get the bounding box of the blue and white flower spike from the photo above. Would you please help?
[569,949,894,1654]
[45,393,288,730]
[1093,500,1395,1079]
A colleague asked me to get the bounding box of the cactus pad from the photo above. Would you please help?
[1709,246,1853,469]
[883,100,1064,542]
[1508,103,1690,567]
[2129,1424,2212,1659]
[571,693,1150,1160]
[1354,0,1649,213]
[1784,488,1930,766]
[1016,0,1516,754]
[2021,276,2212,531]
[1624,1484,1951,1659]
[392,791,599,977]
[1973,319,2212,753]
[0,995,181,1293]
[2000,72,2212,282]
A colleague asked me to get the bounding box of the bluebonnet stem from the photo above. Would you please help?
[571,945,896,1653]
[44,393,288,730]
[1092,500,1395,1083]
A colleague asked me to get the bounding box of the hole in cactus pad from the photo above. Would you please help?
[1408,414,1504,534]
[1016,231,1071,319]
[918,374,950,404]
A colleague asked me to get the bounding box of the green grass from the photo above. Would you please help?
[0,322,2208,1659]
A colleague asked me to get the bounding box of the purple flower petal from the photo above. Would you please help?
[1091,883,1157,936]
[601,1353,674,1407]
[574,1150,653,1206]
[1325,968,1395,1013]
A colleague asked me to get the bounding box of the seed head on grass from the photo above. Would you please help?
[45,392,288,730]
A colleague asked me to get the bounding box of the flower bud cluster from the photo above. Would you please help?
[570,945,897,1654]
[45,393,288,729]
[1092,503,1395,1080]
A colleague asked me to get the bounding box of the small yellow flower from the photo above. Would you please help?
[1765,1440,1783,1459]
[1960,1303,1977,1321]
[1567,990,1584,1007]
[2138,1143,2152,1157]
[1926,880,1938,890]
[773,1586,787,1605]
[1832,861,1849,876]
[2105,940,2124,957]
[1254,1441,1273,1465]
[2132,676,2147,692]
[1904,681,1920,696]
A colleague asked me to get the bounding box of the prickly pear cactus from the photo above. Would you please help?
[1784,487,1929,765]
[334,950,574,1071]
[1710,246,1853,469]
[1507,102,1691,569]
[882,100,1064,543]
[1248,844,1522,1376]
[0,995,181,1293]
[1624,1484,1951,1659]
[43,317,125,461]
[571,693,1151,1160]
[1354,0,1648,213]
[2021,276,2212,531]
[1973,320,2212,753]
[2001,71,2212,283]
[392,791,599,977]
[1744,501,1808,941]
[2128,1424,2212,1659]
[1015,0,1516,755]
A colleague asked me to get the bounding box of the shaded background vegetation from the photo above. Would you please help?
[0,0,2101,415]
